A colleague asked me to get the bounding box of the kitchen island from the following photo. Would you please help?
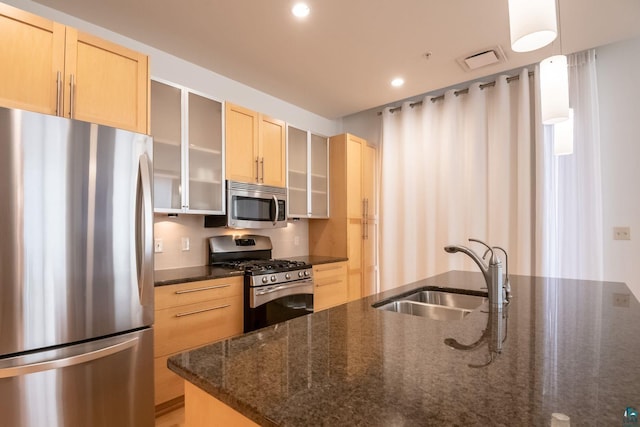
[168,271,640,426]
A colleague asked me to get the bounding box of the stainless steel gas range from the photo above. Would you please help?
[208,235,314,332]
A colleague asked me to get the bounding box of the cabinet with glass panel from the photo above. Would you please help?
[287,126,329,218]
[151,80,224,214]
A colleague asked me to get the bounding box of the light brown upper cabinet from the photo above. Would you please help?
[0,3,149,134]
[225,102,286,187]
[309,133,378,301]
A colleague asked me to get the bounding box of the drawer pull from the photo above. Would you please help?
[316,265,344,272]
[316,280,343,287]
[175,284,231,294]
[175,304,230,318]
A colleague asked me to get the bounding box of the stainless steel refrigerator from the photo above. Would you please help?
[0,106,154,427]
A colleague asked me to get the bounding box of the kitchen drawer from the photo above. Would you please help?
[154,353,183,406]
[155,276,243,310]
[154,294,243,357]
[313,262,348,312]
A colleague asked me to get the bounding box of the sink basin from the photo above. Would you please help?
[373,288,487,321]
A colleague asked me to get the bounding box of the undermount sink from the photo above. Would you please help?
[373,288,487,321]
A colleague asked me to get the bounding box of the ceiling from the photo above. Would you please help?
[34,0,640,119]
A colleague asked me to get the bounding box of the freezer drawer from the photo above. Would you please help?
[0,328,154,427]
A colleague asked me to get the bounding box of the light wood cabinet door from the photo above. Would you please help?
[0,4,149,133]
[0,4,65,115]
[64,29,148,133]
[226,102,259,183]
[362,144,377,296]
[153,277,244,407]
[347,219,363,301]
[313,262,348,311]
[259,114,286,187]
[346,135,364,219]
[155,294,243,357]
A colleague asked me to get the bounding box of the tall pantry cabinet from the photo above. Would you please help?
[0,3,149,134]
[309,133,378,301]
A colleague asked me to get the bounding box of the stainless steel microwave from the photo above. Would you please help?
[221,180,287,229]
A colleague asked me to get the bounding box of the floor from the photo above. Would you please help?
[155,406,185,427]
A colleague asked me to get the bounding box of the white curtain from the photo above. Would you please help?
[379,69,534,290]
[535,50,603,280]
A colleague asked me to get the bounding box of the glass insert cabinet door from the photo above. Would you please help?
[310,133,328,217]
[187,92,223,212]
[151,81,182,211]
[287,126,308,217]
[287,125,328,218]
[150,80,223,214]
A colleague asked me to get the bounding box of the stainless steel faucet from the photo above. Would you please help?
[444,238,511,308]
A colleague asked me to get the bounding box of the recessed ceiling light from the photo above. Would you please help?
[292,3,310,18]
[391,78,404,87]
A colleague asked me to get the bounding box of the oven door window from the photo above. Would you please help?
[232,195,275,222]
[245,294,313,333]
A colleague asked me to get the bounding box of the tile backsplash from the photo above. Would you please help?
[153,214,310,270]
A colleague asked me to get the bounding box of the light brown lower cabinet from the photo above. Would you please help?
[313,261,348,311]
[154,276,244,408]
[184,382,258,427]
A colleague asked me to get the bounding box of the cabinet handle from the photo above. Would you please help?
[69,74,75,118]
[175,304,230,318]
[174,284,231,294]
[55,71,62,116]
[260,157,265,183]
[255,157,260,182]
[316,265,343,272]
[316,280,343,287]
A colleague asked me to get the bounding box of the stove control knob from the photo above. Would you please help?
[298,271,303,278]
[262,277,269,284]
[270,275,277,282]
[285,273,291,280]
[304,270,310,277]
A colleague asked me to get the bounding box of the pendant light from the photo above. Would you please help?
[540,55,569,124]
[508,0,557,52]
[553,108,574,155]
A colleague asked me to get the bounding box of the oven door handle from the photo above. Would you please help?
[255,279,313,296]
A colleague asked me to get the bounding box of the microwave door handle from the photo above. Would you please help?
[272,195,279,226]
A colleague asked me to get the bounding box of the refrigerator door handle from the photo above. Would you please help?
[0,337,138,379]
[136,152,153,302]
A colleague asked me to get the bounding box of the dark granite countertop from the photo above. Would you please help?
[168,271,640,426]
[284,255,348,265]
[154,265,244,286]
[154,256,346,286]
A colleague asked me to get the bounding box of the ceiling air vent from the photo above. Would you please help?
[457,46,507,71]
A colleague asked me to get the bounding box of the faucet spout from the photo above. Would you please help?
[444,239,509,308]
[444,245,489,276]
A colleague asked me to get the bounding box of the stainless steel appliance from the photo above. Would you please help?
[209,235,313,332]
[205,180,287,229]
[0,107,154,427]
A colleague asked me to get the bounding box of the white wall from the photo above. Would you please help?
[597,36,640,299]
[153,215,310,270]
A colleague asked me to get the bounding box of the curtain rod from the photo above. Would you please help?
[377,70,535,116]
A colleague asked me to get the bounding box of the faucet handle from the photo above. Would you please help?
[468,238,494,260]
[469,238,501,266]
